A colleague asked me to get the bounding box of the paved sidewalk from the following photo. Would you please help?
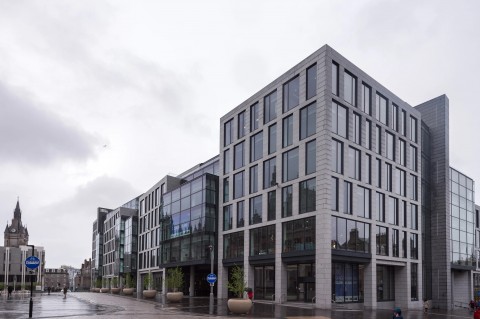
[1,291,477,319]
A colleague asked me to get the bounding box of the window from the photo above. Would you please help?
[223,205,232,231]
[268,124,277,154]
[332,101,348,138]
[411,204,418,230]
[400,110,407,136]
[401,231,407,258]
[376,158,382,188]
[284,217,315,252]
[282,147,299,182]
[250,103,259,132]
[234,142,244,170]
[348,147,361,180]
[223,231,244,259]
[365,120,372,149]
[267,190,276,221]
[409,145,417,171]
[306,64,317,99]
[224,119,233,146]
[233,171,244,199]
[364,154,371,184]
[410,116,417,142]
[250,225,275,256]
[400,200,407,227]
[353,113,361,145]
[250,131,263,162]
[411,263,418,301]
[376,265,394,301]
[344,71,356,106]
[332,139,343,174]
[332,62,339,96]
[283,115,293,147]
[375,125,381,154]
[300,103,316,140]
[238,111,246,138]
[396,169,406,196]
[386,132,395,161]
[410,233,418,259]
[386,163,392,192]
[377,192,385,222]
[375,93,388,125]
[331,177,339,211]
[392,229,399,257]
[344,181,352,214]
[410,174,418,200]
[305,140,316,175]
[264,90,277,124]
[356,186,371,218]
[237,201,245,227]
[263,157,277,189]
[391,104,398,131]
[395,140,405,169]
[282,185,293,217]
[224,149,231,174]
[249,195,262,225]
[299,178,316,214]
[388,196,398,225]
[376,226,388,256]
[362,83,371,115]
[223,177,229,203]
[249,165,258,194]
[331,216,370,253]
[283,76,300,112]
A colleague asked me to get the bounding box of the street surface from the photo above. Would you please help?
[0,291,475,319]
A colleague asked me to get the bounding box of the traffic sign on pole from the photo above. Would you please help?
[207,273,217,285]
[25,256,40,270]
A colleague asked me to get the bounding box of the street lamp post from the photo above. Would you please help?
[27,245,35,318]
[208,245,214,298]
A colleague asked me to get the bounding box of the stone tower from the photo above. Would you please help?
[4,199,29,247]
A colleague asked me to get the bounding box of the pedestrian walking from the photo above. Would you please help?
[63,286,67,299]
[7,285,13,298]
[423,299,430,313]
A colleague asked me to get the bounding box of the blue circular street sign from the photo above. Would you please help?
[207,273,217,284]
[25,256,40,269]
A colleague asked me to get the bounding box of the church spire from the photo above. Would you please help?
[14,198,21,220]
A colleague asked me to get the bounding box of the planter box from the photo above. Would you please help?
[166,292,183,302]
[227,298,252,314]
[100,288,109,293]
[122,288,134,295]
[143,290,156,298]
[111,288,121,294]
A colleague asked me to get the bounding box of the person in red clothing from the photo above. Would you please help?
[474,308,480,319]
[247,288,253,300]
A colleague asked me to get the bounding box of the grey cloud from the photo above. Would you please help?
[32,176,141,267]
[0,82,97,165]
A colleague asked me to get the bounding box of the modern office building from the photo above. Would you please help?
[101,197,139,288]
[137,156,219,296]
[1,200,45,291]
[217,44,428,310]
[91,207,110,287]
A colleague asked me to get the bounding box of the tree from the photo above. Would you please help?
[227,265,247,298]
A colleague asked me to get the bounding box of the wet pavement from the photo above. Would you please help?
[0,291,476,319]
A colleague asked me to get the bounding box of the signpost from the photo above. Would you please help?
[207,273,217,285]
[25,256,40,270]
[25,245,38,318]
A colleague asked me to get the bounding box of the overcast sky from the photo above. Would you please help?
[1,0,479,268]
